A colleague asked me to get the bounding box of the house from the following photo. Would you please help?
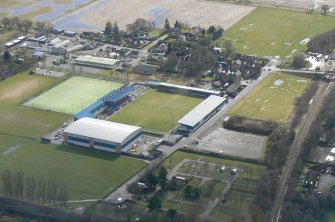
[63,31,76,37]
[302,170,319,193]
[52,28,64,35]
[135,64,156,75]
[33,51,45,59]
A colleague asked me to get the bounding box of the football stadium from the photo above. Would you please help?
[61,80,225,152]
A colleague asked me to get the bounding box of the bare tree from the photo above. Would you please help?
[37,176,47,203]
[36,21,46,32]
[14,171,25,200]
[321,5,330,15]
[1,169,13,197]
[1,17,10,29]
[22,19,33,33]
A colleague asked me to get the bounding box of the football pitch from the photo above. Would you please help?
[24,76,123,115]
[0,134,145,200]
[221,7,335,57]
[109,89,203,132]
[228,73,310,123]
[0,72,69,139]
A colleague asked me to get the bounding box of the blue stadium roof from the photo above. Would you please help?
[74,85,136,120]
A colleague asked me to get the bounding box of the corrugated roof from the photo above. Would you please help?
[178,95,226,127]
[159,82,221,95]
[75,55,119,66]
[64,117,141,144]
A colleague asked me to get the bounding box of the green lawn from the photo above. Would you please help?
[161,199,204,215]
[109,89,203,132]
[228,73,310,123]
[24,76,122,115]
[0,134,145,200]
[0,72,69,139]
[220,7,335,58]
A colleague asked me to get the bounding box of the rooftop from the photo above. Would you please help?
[75,55,119,66]
[178,95,226,127]
[64,117,141,144]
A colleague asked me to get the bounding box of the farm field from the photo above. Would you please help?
[221,7,335,57]
[24,76,122,115]
[0,134,145,200]
[0,0,95,21]
[0,72,69,139]
[53,0,255,31]
[109,89,203,132]
[228,73,310,123]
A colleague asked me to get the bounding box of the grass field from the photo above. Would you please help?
[0,134,145,200]
[228,73,310,123]
[24,76,122,115]
[221,7,335,57]
[0,73,69,139]
[109,89,203,132]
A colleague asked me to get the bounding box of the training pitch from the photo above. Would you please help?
[24,76,123,115]
[0,134,145,200]
[0,73,69,139]
[228,73,310,123]
[221,7,335,57]
[109,89,203,132]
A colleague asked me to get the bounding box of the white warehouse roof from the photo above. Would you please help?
[159,82,221,95]
[178,95,226,127]
[75,55,119,66]
[64,117,141,144]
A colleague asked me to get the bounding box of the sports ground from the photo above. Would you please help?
[221,7,335,57]
[228,73,310,123]
[0,134,145,200]
[109,89,203,132]
[0,72,69,139]
[24,76,123,115]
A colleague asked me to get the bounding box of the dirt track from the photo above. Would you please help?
[53,0,255,31]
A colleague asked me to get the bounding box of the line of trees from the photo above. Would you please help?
[307,28,335,54]
[1,17,54,34]
[1,169,68,208]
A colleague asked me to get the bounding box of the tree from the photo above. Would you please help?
[147,196,162,213]
[292,53,306,69]
[184,185,193,197]
[44,23,54,35]
[1,169,13,197]
[167,209,178,221]
[9,17,19,29]
[3,51,11,60]
[14,171,25,200]
[36,21,46,32]
[174,20,180,30]
[193,187,202,199]
[37,176,47,203]
[1,17,10,29]
[58,182,68,207]
[158,167,168,190]
[22,19,33,32]
[164,18,170,30]
[208,25,216,34]
[146,173,158,191]
[321,5,330,15]
[202,28,205,36]
[105,21,112,34]
[113,21,121,42]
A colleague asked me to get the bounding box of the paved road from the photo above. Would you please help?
[270,81,334,222]
[106,67,273,202]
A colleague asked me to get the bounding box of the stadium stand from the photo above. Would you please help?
[147,81,221,98]
[74,85,137,120]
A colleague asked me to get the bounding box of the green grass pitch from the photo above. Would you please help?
[0,134,145,200]
[109,89,203,132]
[228,73,310,123]
[0,72,69,139]
[24,76,123,115]
[220,7,335,57]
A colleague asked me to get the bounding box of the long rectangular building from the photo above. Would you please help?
[63,118,142,153]
[75,55,119,69]
[178,95,226,134]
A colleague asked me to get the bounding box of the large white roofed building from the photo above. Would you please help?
[178,95,226,134]
[63,117,142,153]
